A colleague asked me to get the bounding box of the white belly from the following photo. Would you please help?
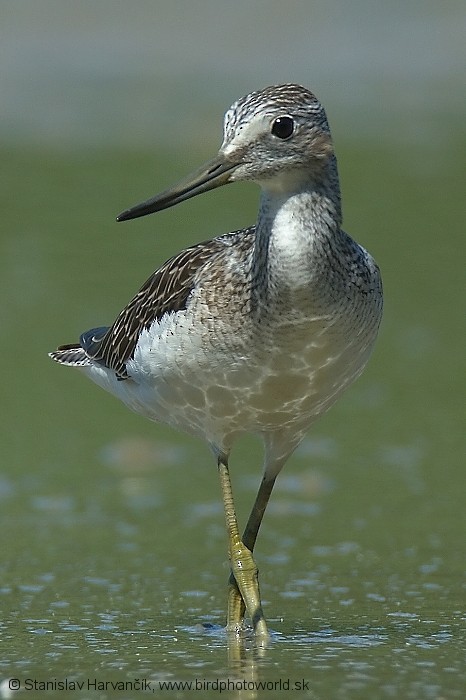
[81,302,377,463]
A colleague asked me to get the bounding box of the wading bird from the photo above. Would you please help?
[50,84,383,640]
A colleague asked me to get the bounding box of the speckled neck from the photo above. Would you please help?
[251,156,344,305]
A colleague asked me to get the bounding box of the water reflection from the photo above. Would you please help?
[3,573,463,698]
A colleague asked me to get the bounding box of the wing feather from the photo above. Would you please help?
[85,229,254,378]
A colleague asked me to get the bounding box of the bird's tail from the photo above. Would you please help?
[49,344,91,367]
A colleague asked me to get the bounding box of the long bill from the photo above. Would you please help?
[116,153,238,222]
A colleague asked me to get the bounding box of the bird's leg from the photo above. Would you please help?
[228,475,277,628]
[217,458,268,639]
[243,475,277,552]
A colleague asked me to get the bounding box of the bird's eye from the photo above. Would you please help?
[271,116,294,139]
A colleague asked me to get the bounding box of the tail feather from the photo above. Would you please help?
[49,344,91,367]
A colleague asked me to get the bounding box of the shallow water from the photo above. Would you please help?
[1,449,464,698]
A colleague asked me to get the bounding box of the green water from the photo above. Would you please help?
[1,135,464,699]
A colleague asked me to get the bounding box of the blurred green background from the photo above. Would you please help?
[1,2,465,698]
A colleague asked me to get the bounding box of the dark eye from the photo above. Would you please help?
[271,116,294,139]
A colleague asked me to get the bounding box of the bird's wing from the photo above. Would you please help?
[81,229,254,379]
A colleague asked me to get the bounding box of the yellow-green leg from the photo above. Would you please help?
[228,475,277,629]
[218,459,269,639]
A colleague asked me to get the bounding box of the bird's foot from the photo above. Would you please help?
[227,538,269,640]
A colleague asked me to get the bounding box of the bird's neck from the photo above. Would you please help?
[252,162,343,300]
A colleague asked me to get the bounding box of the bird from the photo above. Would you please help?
[49,83,383,640]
